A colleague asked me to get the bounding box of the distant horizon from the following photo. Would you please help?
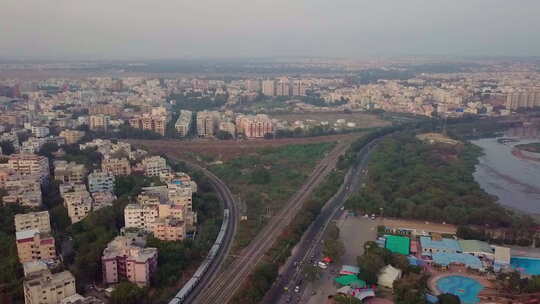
[2,1,540,60]
[1,54,539,63]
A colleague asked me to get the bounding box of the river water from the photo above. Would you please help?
[472,131,540,215]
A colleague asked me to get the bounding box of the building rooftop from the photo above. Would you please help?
[420,236,461,252]
[385,235,410,255]
[16,229,39,240]
[432,252,483,270]
[458,239,494,254]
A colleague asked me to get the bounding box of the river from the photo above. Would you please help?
[472,132,540,215]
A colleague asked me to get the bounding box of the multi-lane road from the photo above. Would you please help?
[262,138,380,304]
[193,141,352,304]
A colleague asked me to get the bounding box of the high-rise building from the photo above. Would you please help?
[174,110,193,137]
[292,80,307,96]
[276,80,290,97]
[245,79,261,92]
[196,111,219,137]
[506,90,540,110]
[236,114,274,138]
[262,80,276,97]
[89,115,110,131]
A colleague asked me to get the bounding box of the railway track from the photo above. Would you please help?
[194,142,350,304]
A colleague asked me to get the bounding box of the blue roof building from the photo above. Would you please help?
[420,236,461,255]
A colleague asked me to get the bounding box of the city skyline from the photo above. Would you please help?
[1,0,540,60]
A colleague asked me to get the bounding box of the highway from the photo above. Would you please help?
[193,141,352,304]
[262,138,381,304]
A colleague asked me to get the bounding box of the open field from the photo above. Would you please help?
[128,133,363,162]
[272,112,390,129]
[210,142,337,250]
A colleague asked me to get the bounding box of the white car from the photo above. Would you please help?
[318,262,328,269]
[294,286,300,293]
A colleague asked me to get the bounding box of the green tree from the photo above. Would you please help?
[110,281,147,304]
[250,168,271,185]
[393,273,428,304]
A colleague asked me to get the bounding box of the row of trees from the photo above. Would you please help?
[345,133,535,243]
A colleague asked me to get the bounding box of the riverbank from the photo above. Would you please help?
[472,137,540,216]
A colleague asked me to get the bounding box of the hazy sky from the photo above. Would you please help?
[1,0,539,60]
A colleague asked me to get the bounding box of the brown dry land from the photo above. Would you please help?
[129,133,364,162]
[273,112,390,127]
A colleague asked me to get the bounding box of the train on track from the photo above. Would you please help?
[169,208,230,304]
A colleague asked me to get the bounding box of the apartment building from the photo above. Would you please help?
[87,170,115,193]
[196,111,219,137]
[2,183,43,208]
[14,211,51,234]
[89,114,110,131]
[276,79,290,97]
[236,114,274,138]
[245,79,261,92]
[174,110,192,137]
[21,137,46,154]
[1,173,43,207]
[101,235,158,287]
[59,183,87,196]
[141,156,169,177]
[0,167,18,187]
[31,126,50,138]
[262,79,276,96]
[124,182,197,241]
[16,230,56,263]
[7,153,49,184]
[101,158,131,176]
[129,111,168,136]
[54,161,87,184]
[63,190,93,224]
[291,80,307,96]
[149,217,186,241]
[506,90,540,110]
[91,191,116,210]
[23,270,76,304]
[59,130,86,145]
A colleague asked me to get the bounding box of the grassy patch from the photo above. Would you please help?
[210,142,335,250]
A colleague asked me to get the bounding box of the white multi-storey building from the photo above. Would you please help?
[141,156,169,177]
